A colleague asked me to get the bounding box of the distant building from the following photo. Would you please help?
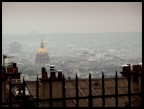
[79,51,89,61]
[9,41,22,54]
[35,40,51,67]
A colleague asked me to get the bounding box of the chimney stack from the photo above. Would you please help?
[133,64,142,73]
[50,65,56,78]
[13,63,16,67]
[57,70,63,79]
[42,67,48,78]
[39,65,63,102]
[2,67,6,81]
[13,63,18,73]
[6,62,21,80]
[122,65,131,72]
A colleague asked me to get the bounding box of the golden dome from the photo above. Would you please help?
[37,40,48,54]
[35,39,51,66]
[37,48,48,54]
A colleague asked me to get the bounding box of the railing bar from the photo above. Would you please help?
[128,74,131,107]
[99,80,108,107]
[23,77,26,107]
[75,74,79,107]
[65,86,76,105]
[25,82,35,98]
[74,81,89,103]
[49,77,52,107]
[9,78,12,107]
[104,87,120,106]
[2,92,141,105]
[87,80,103,105]
[62,75,66,107]
[89,73,93,107]
[36,76,39,107]
[102,72,105,107]
[115,71,118,107]
[112,79,129,101]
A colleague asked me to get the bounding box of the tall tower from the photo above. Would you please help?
[35,39,51,67]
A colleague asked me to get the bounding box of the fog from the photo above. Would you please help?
[2,2,142,79]
[2,2,142,34]
[2,32,142,79]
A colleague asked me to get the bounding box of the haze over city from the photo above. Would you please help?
[2,2,142,79]
[1,2,142,108]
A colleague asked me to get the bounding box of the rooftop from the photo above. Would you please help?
[25,77,138,107]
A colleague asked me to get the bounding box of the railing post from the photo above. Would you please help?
[102,72,105,107]
[9,78,12,107]
[23,77,26,107]
[128,72,131,107]
[89,73,93,107]
[62,75,66,107]
[115,71,118,107]
[36,76,39,107]
[76,73,79,107]
[49,77,52,107]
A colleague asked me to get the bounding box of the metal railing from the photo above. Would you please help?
[2,71,142,107]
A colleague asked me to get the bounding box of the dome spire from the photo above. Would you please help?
[41,37,44,48]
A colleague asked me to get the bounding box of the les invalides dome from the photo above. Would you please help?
[35,40,51,67]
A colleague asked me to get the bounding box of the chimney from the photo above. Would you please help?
[123,65,131,72]
[120,64,130,77]
[2,67,6,81]
[57,70,63,79]
[133,64,142,73]
[6,63,21,80]
[13,63,18,73]
[50,65,56,78]
[39,65,63,103]
[42,67,48,78]
[133,65,138,72]
[13,63,16,67]
[7,63,13,74]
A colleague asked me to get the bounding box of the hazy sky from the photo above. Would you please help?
[2,2,142,34]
